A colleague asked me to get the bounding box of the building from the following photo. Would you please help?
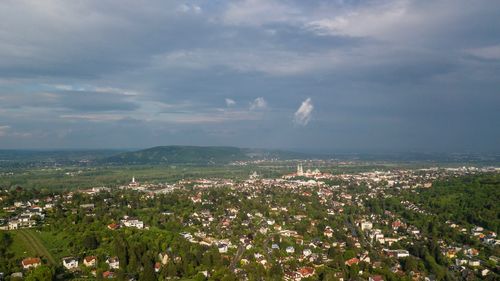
[218,243,228,253]
[121,216,144,229]
[129,176,139,188]
[21,258,41,270]
[83,256,97,267]
[106,257,120,269]
[360,221,373,231]
[62,257,79,270]
[297,164,304,176]
[384,249,410,258]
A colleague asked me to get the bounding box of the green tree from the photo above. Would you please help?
[25,265,54,281]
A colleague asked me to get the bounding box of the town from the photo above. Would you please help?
[0,163,498,281]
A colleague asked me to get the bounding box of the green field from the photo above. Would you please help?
[11,229,56,265]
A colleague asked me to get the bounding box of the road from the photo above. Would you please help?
[229,244,245,272]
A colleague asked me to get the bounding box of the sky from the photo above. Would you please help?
[0,0,499,152]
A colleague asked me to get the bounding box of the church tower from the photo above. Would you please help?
[297,164,304,176]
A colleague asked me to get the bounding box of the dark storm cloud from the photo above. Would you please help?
[0,0,499,151]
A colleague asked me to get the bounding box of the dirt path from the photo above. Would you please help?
[16,229,56,265]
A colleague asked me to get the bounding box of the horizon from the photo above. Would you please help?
[0,145,498,156]
[0,1,499,152]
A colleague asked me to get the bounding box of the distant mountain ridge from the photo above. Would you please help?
[102,145,309,165]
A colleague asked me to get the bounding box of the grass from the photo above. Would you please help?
[9,230,35,258]
[35,230,72,260]
[11,229,56,264]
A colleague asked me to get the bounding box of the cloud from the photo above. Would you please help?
[223,0,300,26]
[225,98,236,106]
[59,114,126,122]
[305,1,409,39]
[249,97,267,110]
[294,98,313,126]
[155,49,340,76]
[0,125,10,136]
[467,45,500,60]
[177,3,202,14]
[0,1,499,151]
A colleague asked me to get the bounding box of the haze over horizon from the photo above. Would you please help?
[0,1,499,152]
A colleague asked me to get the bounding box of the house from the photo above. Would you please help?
[154,262,161,273]
[384,249,410,258]
[21,257,41,270]
[106,257,120,269]
[360,221,373,231]
[324,226,333,238]
[392,220,402,230]
[8,221,19,230]
[62,257,79,270]
[468,260,480,267]
[303,249,312,257]
[369,275,384,281]
[121,217,144,229]
[298,267,315,278]
[83,256,97,267]
[481,269,490,277]
[345,257,360,266]
[107,223,119,230]
[286,246,295,254]
[159,253,169,265]
[218,243,228,253]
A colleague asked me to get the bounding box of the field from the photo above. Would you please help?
[10,229,56,264]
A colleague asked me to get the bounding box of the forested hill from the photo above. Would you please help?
[412,174,500,233]
[101,146,310,165]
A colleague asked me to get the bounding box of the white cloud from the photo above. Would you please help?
[51,84,139,96]
[177,3,202,14]
[59,114,126,122]
[249,97,267,110]
[225,98,236,107]
[305,1,410,39]
[294,98,313,126]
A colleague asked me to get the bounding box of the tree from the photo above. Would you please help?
[83,233,99,250]
[25,265,54,281]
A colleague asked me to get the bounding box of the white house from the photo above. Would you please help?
[62,257,79,270]
[218,243,228,253]
[106,257,120,269]
[121,217,144,229]
[360,221,373,231]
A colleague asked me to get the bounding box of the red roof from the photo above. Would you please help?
[22,257,41,267]
[299,267,315,277]
[108,223,119,230]
[345,257,360,266]
[392,221,402,228]
[84,256,97,262]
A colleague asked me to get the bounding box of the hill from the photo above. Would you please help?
[102,146,309,165]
